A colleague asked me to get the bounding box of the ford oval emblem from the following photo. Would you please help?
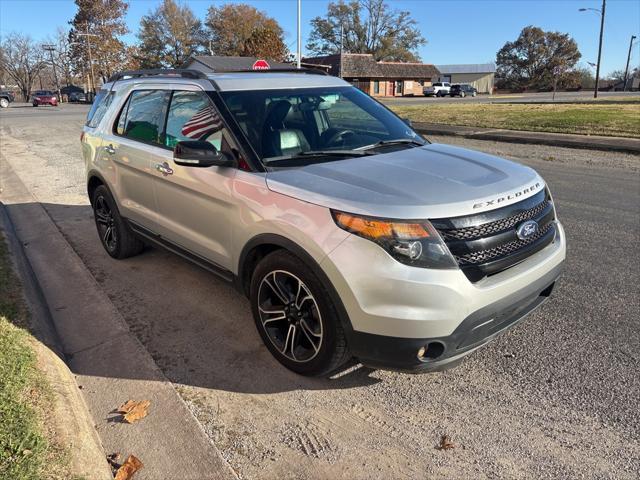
[516,220,539,240]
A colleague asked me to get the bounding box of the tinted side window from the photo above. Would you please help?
[86,89,112,127]
[121,90,171,144]
[165,91,224,149]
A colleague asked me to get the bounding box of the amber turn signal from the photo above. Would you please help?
[333,212,430,241]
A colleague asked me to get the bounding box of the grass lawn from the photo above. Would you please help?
[0,234,71,480]
[390,102,640,138]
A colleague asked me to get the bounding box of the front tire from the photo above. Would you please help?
[250,250,350,376]
[0,98,8,108]
[92,185,144,259]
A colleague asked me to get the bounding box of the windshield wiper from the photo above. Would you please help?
[263,150,372,164]
[358,138,426,151]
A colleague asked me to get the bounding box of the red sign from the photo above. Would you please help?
[252,59,270,70]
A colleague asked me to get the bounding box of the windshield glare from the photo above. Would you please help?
[220,86,423,163]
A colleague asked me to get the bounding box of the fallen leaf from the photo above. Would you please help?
[436,434,455,451]
[117,400,151,424]
[114,455,143,480]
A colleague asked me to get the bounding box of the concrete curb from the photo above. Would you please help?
[413,122,640,155]
[0,202,113,480]
[1,146,237,479]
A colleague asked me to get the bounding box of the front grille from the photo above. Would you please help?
[440,199,550,241]
[431,190,556,282]
[455,221,554,265]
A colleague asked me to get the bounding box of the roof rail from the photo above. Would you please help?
[107,69,209,82]
[211,67,328,76]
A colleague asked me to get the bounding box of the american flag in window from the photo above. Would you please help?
[181,105,223,139]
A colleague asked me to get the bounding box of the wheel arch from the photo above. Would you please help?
[87,170,108,206]
[237,233,355,338]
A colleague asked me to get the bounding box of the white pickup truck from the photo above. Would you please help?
[423,82,451,97]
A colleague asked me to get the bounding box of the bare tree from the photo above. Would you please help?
[0,33,47,100]
[50,27,75,86]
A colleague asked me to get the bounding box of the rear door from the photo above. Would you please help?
[149,88,237,271]
[102,88,171,229]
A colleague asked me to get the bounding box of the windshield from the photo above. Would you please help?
[219,86,424,164]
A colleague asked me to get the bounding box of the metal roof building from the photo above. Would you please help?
[435,63,496,94]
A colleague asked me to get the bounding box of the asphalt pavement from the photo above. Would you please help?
[1,104,638,479]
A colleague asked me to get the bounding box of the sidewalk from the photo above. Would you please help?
[0,159,237,479]
[412,122,640,155]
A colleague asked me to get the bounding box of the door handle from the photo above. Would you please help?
[105,144,115,155]
[155,162,174,176]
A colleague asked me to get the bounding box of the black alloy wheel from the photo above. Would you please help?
[94,194,118,254]
[91,185,144,259]
[257,270,323,363]
[250,250,350,376]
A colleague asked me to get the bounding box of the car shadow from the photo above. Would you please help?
[5,201,382,394]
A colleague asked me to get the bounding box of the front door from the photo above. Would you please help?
[150,89,237,270]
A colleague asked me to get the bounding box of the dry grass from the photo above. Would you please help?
[390,102,640,138]
[0,234,74,480]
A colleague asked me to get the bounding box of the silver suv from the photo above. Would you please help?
[82,69,566,376]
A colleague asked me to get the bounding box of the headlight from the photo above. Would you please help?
[331,210,458,269]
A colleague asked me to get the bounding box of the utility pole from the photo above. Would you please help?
[297,0,301,68]
[339,23,344,78]
[42,44,61,101]
[76,24,98,96]
[623,35,637,91]
[579,0,606,98]
[594,0,606,98]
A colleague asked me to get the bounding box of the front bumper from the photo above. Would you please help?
[320,221,566,372]
[349,262,561,372]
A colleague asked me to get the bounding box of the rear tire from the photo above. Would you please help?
[250,250,350,376]
[92,185,144,259]
[0,98,8,108]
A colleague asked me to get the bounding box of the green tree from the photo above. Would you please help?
[307,0,426,61]
[496,26,581,90]
[205,3,288,60]
[137,0,206,68]
[68,0,129,86]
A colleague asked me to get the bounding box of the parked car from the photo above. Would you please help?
[0,90,15,108]
[69,91,88,103]
[32,90,58,107]
[423,82,451,97]
[82,69,565,376]
[450,84,477,98]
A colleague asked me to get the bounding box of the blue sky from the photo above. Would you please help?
[1,0,638,75]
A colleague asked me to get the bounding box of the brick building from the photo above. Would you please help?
[303,53,440,97]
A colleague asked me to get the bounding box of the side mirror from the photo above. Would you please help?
[402,118,412,127]
[173,140,236,168]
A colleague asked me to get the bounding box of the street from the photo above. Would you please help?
[381,90,640,106]
[1,104,639,479]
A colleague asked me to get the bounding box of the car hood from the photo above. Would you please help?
[265,143,544,219]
